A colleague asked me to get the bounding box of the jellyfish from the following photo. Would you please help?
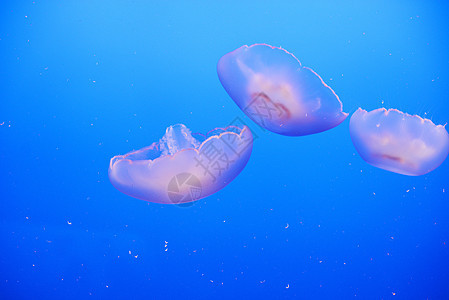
[217,44,348,136]
[350,108,449,176]
[108,124,253,204]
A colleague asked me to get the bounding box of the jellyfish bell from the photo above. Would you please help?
[109,124,253,204]
[350,108,449,176]
[217,43,348,136]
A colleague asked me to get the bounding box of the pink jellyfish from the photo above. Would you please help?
[109,124,253,204]
[350,108,449,176]
[217,44,348,136]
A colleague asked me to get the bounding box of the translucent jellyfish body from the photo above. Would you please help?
[109,124,253,204]
[350,108,449,176]
[217,44,348,136]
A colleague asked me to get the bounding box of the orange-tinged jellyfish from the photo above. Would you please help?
[109,124,253,204]
[350,108,449,176]
[217,44,348,136]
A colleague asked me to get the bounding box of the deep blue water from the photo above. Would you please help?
[1,1,449,299]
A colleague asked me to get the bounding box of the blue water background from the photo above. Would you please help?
[1,1,449,298]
